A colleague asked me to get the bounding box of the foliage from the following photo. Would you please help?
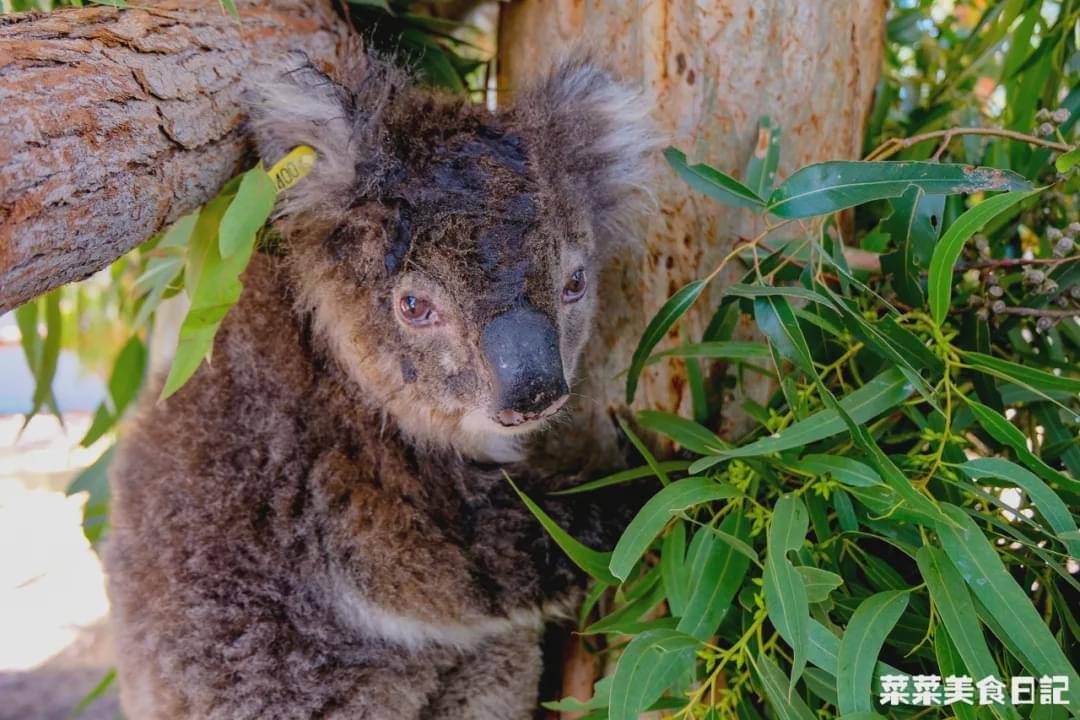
[523,2,1080,718]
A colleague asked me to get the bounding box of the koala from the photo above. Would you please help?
[104,48,656,720]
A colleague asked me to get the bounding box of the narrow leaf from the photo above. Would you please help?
[928,189,1042,326]
[665,147,766,210]
[836,590,909,715]
[767,161,1031,219]
[608,629,700,720]
[610,477,739,581]
[507,475,617,585]
[626,280,707,403]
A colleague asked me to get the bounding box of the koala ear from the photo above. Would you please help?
[515,54,660,239]
[247,52,360,220]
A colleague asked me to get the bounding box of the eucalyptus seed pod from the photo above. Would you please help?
[1023,268,1045,285]
[1039,279,1058,294]
[991,300,1007,314]
[988,284,1005,298]
[1051,108,1071,124]
[1066,222,1080,237]
[1036,108,1052,122]
[1070,285,1080,300]
[1054,236,1073,257]
[1037,316,1054,331]
[976,307,990,321]
[1038,122,1056,136]
[969,294,985,306]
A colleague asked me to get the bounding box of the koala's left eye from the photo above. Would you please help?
[562,268,587,303]
[399,295,439,326]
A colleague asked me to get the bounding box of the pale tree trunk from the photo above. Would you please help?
[0,0,344,312]
[504,0,886,453]
[496,1,886,713]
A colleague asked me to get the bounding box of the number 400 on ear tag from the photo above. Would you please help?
[268,146,317,194]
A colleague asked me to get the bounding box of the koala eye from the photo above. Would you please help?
[399,295,438,326]
[562,268,587,304]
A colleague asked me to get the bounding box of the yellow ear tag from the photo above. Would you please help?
[268,145,317,194]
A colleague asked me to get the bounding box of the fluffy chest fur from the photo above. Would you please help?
[109,255,584,652]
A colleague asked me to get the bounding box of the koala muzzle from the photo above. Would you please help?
[481,307,569,427]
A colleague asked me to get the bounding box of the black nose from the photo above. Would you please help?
[481,307,569,426]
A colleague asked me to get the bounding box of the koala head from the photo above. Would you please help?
[249,51,656,461]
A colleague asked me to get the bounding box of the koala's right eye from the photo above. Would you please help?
[399,295,439,327]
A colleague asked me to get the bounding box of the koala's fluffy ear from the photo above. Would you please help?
[515,54,660,239]
[248,50,394,221]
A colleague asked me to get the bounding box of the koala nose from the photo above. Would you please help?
[481,307,569,426]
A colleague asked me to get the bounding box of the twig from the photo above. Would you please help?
[956,255,1080,271]
[999,306,1079,319]
[867,127,1072,161]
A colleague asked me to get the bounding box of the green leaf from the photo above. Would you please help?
[618,417,673,486]
[71,667,116,717]
[962,350,1080,396]
[1056,145,1080,173]
[880,186,945,306]
[798,566,844,603]
[608,629,700,720]
[19,291,64,422]
[917,545,1014,720]
[927,189,1042,326]
[664,147,766,210]
[795,454,882,488]
[766,161,1031,219]
[661,522,689,617]
[626,280,707,403]
[936,504,1080,714]
[763,494,810,691]
[690,368,912,470]
[610,476,739,581]
[550,460,691,496]
[754,653,817,720]
[770,493,808,554]
[960,458,1080,557]
[644,340,770,364]
[677,512,751,640]
[161,194,255,400]
[506,475,617,586]
[81,337,147,447]
[585,573,668,635]
[836,590,909,715]
[219,165,276,257]
[932,630,981,720]
[217,0,238,17]
[636,411,728,455]
[754,295,815,374]
[744,116,782,197]
[67,445,115,545]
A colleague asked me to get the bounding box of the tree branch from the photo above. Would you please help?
[0,0,347,312]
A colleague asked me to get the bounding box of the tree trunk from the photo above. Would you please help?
[501,0,886,452]
[497,1,886,711]
[0,0,344,313]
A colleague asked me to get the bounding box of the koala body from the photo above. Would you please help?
[105,49,654,719]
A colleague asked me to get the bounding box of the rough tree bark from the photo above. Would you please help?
[496,1,886,713]
[0,0,344,312]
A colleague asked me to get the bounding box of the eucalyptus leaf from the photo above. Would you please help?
[767,161,1030,218]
